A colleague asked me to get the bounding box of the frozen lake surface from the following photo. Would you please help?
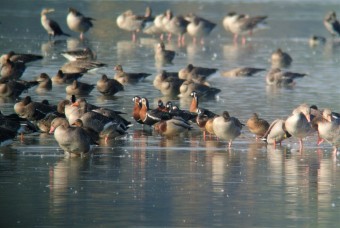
[1,0,340,227]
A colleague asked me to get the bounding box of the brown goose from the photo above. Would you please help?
[271,48,292,68]
[49,117,92,157]
[153,70,184,97]
[0,78,38,97]
[266,68,306,87]
[14,96,57,121]
[154,42,175,65]
[222,67,265,77]
[60,60,106,74]
[52,70,83,84]
[96,74,124,96]
[179,80,221,99]
[323,11,340,37]
[36,73,52,91]
[66,80,94,95]
[113,65,151,84]
[0,51,43,65]
[0,56,26,80]
[178,64,217,81]
[61,47,96,61]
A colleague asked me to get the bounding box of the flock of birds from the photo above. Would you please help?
[0,6,340,157]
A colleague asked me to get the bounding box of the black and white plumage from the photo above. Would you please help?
[139,97,172,126]
[324,11,340,37]
[41,8,70,39]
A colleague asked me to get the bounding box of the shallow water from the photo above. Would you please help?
[1,0,340,227]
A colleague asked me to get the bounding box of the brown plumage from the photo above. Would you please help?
[246,113,270,139]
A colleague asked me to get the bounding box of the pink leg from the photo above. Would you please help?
[228,140,232,149]
[200,38,205,45]
[233,34,238,44]
[160,33,164,41]
[241,36,246,45]
[299,139,303,151]
[80,32,84,40]
[132,32,137,42]
[180,35,185,46]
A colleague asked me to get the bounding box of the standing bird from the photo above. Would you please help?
[223,12,268,44]
[41,8,70,40]
[185,14,216,45]
[285,104,313,150]
[116,7,153,42]
[49,117,92,157]
[246,113,270,140]
[66,8,94,39]
[323,11,340,37]
[213,111,243,148]
[261,119,291,148]
[164,9,189,45]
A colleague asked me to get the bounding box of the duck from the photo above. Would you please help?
[167,103,197,122]
[66,8,94,39]
[154,117,192,137]
[0,55,26,80]
[266,68,306,87]
[285,104,313,150]
[179,80,221,99]
[323,11,340,37]
[271,48,292,68]
[132,96,143,124]
[113,64,151,84]
[0,51,43,65]
[61,47,96,61]
[178,64,217,81]
[185,14,216,45]
[14,96,57,121]
[49,117,92,157]
[153,71,184,97]
[222,67,265,77]
[196,108,218,139]
[52,70,83,84]
[0,111,38,141]
[139,97,172,126]
[154,42,175,65]
[142,11,166,38]
[71,119,100,144]
[0,126,17,146]
[314,108,340,153]
[116,7,153,42]
[96,74,124,96]
[37,112,62,133]
[35,73,52,91]
[163,9,189,44]
[0,78,38,97]
[261,119,291,148]
[309,35,326,47]
[223,12,268,44]
[41,8,70,40]
[60,60,107,74]
[246,113,270,140]
[212,111,243,148]
[70,98,130,132]
[189,91,217,118]
[66,80,94,95]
